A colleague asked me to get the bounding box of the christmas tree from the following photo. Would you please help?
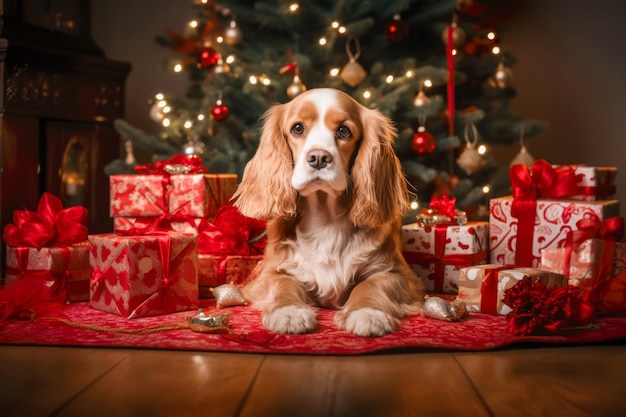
[110,0,546,217]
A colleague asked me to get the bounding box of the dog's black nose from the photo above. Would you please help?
[306,150,333,170]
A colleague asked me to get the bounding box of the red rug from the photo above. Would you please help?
[1,299,626,354]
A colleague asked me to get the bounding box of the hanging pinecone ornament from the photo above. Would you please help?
[340,37,367,87]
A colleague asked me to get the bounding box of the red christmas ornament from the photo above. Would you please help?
[411,126,436,155]
[198,47,220,69]
[384,15,409,43]
[211,102,229,121]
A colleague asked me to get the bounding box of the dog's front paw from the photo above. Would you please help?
[335,308,398,337]
[262,305,317,334]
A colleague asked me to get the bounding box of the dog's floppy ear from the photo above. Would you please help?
[232,104,298,220]
[349,107,409,228]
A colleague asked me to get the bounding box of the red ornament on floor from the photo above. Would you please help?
[411,127,436,155]
[198,47,220,69]
[211,103,229,121]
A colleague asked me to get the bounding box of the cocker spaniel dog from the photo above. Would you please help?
[232,88,424,337]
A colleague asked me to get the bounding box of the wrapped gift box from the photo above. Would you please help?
[109,174,168,217]
[489,196,620,268]
[401,221,489,293]
[198,254,263,298]
[458,264,567,315]
[541,240,626,290]
[113,216,203,234]
[5,244,90,302]
[168,174,238,218]
[89,232,199,319]
[555,165,617,201]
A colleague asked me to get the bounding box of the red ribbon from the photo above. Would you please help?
[446,23,455,136]
[510,160,579,266]
[134,154,208,175]
[586,259,626,316]
[2,193,88,249]
[480,264,517,315]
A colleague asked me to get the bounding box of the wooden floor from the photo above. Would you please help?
[1,342,625,417]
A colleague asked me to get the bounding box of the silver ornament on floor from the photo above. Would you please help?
[421,295,469,322]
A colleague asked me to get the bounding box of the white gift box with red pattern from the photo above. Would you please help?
[489,196,620,268]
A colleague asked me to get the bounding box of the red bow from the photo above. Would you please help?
[429,195,458,219]
[197,204,266,256]
[134,154,208,175]
[510,159,579,201]
[2,193,88,249]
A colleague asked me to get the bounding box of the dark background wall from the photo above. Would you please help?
[91,0,626,214]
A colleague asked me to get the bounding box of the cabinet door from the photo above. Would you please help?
[46,121,119,234]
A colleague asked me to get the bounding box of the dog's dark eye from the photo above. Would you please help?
[337,126,352,140]
[291,123,305,136]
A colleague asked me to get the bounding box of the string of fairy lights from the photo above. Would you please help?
[148,0,522,209]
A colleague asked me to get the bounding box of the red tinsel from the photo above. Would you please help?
[502,276,594,336]
[2,193,88,249]
[134,154,209,175]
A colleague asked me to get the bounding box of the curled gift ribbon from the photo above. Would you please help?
[510,159,579,267]
[2,192,88,249]
[134,154,208,175]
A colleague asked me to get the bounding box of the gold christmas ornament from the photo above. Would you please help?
[223,19,243,45]
[488,62,514,88]
[286,74,307,99]
[211,284,247,308]
[442,22,466,48]
[456,122,485,175]
[413,90,431,108]
[340,37,367,87]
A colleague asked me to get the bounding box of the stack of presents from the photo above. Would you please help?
[3,156,626,334]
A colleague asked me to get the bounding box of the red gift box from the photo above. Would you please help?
[402,221,489,293]
[109,174,168,217]
[555,164,617,201]
[168,173,238,218]
[5,244,90,302]
[198,254,264,298]
[88,231,199,319]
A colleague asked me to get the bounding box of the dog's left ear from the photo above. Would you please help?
[349,108,409,228]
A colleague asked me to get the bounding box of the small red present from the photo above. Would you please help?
[169,173,238,218]
[88,231,198,319]
[5,244,90,302]
[2,192,90,302]
[555,164,617,201]
[109,174,169,217]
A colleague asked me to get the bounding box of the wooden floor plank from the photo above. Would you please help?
[53,349,264,417]
[455,345,626,417]
[239,353,491,417]
[0,346,129,417]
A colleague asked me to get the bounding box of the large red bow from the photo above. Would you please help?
[197,204,266,256]
[2,193,88,249]
[429,195,457,219]
[510,159,579,201]
[134,154,208,175]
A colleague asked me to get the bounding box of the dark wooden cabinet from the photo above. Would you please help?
[0,0,131,270]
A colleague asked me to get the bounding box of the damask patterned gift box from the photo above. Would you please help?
[88,231,199,319]
[5,244,90,302]
[401,221,489,293]
[458,264,567,315]
[489,196,620,268]
[109,174,168,217]
[168,173,238,218]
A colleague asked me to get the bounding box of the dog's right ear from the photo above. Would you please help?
[232,104,298,220]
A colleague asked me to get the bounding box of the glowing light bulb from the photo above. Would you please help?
[184,120,193,129]
[487,32,496,40]
[331,21,340,29]
[482,185,491,194]
[197,114,205,121]
[189,20,198,28]
[386,75,394,83]
[249,75,258,84]
[162,106,171,114]
[319,37,327,46]
[406,70,414,78]
[162,118,170,127]
[216,36,224,43]
[338,26,347,34]
[363,90,371,99]
[452,49,457,56]
[410,201,419,210]
[478,144,487,155]
[289,3,299,12]
[225,55,235,64]
[424,79,432,88]
[492,46,501,55]
[174,64,183,72]
[155,93,164,101]
[330,68,340,77]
